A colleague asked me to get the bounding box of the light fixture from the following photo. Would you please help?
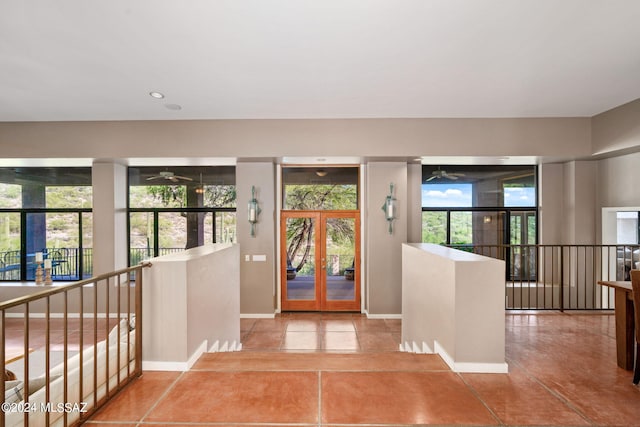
[248,185,261,237]
[381,183,397,234]
[195,173,205,194]
[149,91,165,99]
[315,169,328,177]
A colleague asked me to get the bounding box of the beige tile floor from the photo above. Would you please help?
[76,312,640,426]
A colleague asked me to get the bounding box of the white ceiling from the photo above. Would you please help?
[2,0,640,122]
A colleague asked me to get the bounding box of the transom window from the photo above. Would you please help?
[282,167,359,211]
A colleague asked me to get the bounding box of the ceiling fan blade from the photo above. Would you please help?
[146,176,162,181]
[173,175,193,181]
[446,175,459,180]
[426,176,437,182]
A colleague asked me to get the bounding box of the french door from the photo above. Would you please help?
[281,211,360,311]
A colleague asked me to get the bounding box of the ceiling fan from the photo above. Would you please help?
[146,170,193,183]
[426,168,466,182]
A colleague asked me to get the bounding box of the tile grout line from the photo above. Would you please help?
[455,371,505,426]
[318,370,322,427]
[504,356,597,426]
[134,371,187,424]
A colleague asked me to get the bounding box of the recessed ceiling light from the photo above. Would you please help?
[165,103,182,111]
[149,91,165,99]
[317,158,326,162]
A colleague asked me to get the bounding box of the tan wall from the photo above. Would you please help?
[592,98,640,156]
[236,162,277,315]
[0,117,591,159]
[366,162,407,315]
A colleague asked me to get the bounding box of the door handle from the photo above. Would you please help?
[321,258,326,269]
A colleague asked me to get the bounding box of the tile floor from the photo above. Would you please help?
[78,311,640,426]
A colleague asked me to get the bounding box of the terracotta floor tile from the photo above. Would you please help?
[357,331,400,352]
[192,351,448,372]
[286,318,321,331]
[321,319,356,331]
[353,318,391,332]
[462,366,590,426]
[239,318,256,331]
[322,331,360,351]
[384,318,402,331]
[322,371,498,425]
[282,331,320,350]
[241,331,283,350]
[90,371,180,422]
[252,318,288,332]
[144,371,318,424]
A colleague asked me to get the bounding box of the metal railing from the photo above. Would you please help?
[447,244,639,310]
[0,249,94,282]
[1,262,150,426]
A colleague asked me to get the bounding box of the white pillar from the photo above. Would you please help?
[92,161,128,276]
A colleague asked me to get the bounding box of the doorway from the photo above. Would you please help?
[509,211,537,281]
[281,211,360,311]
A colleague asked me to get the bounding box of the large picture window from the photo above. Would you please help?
[128,166,236,264]
[422,165,538,280]
[0,167,93,281]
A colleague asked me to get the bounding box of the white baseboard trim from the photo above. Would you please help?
[434,341,508,373]
[453,361,509,374]
[400,340,433,354]
[365,313,402,319]
[142,340,208,372]
[240,313,276,318]
[208,340,242,352]
[142,360,189,371]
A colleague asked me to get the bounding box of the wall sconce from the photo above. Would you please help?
[483,215,492,224]
[381,183,397,234]
[248,185,261,237]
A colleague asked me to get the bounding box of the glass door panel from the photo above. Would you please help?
[281,211,360,312]
[282,213,320,311]
[510,211,537,281]
[0,212,21,281]
[129,212,155,263]
[82,212,93,278]
[322,213,360,311]
[158,212,186,255]
[45,212,80,280]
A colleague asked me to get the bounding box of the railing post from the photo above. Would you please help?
[135,264,143,377]
[559,246,564,312]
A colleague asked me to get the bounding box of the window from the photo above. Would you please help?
[0,167,93,281]
[422,183,472,207]
[128,166,236,264]
[282,167,359,210]
[422,165,538,280]
[617,211,639,244]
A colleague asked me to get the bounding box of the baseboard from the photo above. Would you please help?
[143,340,208,372]
[240,313,276,318]
[400,340,433,354]
[142,360,189,371]
[365,313,402,319]
[208,340,242,352]
[434,341,508,373]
